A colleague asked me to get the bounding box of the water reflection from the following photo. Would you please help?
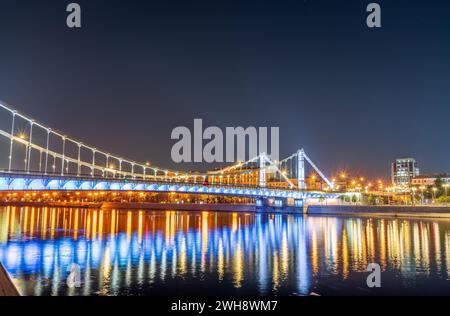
[1,206,450,296]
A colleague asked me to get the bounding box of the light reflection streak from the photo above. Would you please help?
[233,238,243,288]
[445,232,450,278]
[218,238,224,281]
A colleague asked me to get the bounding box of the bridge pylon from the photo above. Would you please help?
[297,149,306,190]
[259,153,267,188]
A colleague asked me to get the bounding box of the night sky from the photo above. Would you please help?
[0,0,449,179]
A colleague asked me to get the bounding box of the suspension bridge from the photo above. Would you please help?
[0,101,339,208]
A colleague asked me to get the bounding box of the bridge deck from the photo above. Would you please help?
[0,170,293,191]
[0,171,338,200]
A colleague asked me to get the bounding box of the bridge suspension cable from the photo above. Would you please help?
[0,101,334,191]
[0,102,206,182]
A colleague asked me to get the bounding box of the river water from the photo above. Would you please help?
[1,206,450,296]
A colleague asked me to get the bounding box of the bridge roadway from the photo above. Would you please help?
[0,171,339,201]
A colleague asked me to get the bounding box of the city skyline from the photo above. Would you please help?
[0,0,449,178]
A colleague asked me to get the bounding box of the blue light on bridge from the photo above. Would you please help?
[255,198,264,207]
[0,175,337,201]
[274,199,283,207]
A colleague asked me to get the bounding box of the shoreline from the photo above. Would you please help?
[2,201,450,218]
[101,202,305,214]
[0,201,304,214]
[306,205,450,219]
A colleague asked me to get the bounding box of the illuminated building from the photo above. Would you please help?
[411,174,450,186]
[391,158,419,186]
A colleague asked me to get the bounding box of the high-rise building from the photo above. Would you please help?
[391,158,419,186]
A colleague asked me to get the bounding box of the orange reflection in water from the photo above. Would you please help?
[1,207,450,296]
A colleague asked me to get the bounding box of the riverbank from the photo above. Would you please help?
[307,205,450,218]
[102,202,257,212]
[0,262,20,296]
[101,202,305,214]
[0,201,102,208]
[0,201,304,214]
[3,201,450,218]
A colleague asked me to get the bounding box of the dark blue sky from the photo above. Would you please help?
[0,0,449,178]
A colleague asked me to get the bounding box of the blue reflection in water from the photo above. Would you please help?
[1,207,450,296]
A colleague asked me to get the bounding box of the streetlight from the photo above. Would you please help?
[419,186,425,204]
[444,183,449,197]
[411,187,417,206]
[432,187,438,203]
[109,164,116,178]
[386,187,392,205]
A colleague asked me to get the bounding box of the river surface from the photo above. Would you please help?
[1,206,450,296]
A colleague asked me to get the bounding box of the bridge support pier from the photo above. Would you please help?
[255,197,287,208]
[294,199,304,208]
[255,197,264,207]
[274,198,284,208]
[297,149,306,190]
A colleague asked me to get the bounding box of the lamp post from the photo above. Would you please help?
[91,148,96,177]
[26,120,34,173]
[8,111,17,172]
[105,155,110,178]
[61,136,66,176]
[444,183,449,197]
[432,187,437,203]
[77,143,82,177]
[387,187,392,205]
[411,187,417,206]
[419,186,425,205]
[109,164,116,178]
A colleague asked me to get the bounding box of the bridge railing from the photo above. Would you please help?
[0,170,327,194]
